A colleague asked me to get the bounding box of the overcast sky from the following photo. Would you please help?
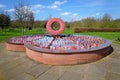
[0,0,120,21]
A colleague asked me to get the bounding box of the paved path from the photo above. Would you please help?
[0,43,120,80]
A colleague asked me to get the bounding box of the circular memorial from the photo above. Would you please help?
[24,18,113,65]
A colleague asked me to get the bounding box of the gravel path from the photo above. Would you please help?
[0,43,120,80]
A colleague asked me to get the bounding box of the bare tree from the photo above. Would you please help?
[100,13,112,28]
[102,13,111,22]
[81,17,96,27]
[28,11,34,28]
[14,0,34,34]
[30,12,34,25]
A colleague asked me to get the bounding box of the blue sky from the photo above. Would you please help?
[0,0,120,21]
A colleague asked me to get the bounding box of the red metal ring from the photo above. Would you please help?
[46,18,66,35]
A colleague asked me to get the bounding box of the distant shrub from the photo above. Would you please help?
[116,37,120,42]
[9,28,14,31]
[66,25,70,28]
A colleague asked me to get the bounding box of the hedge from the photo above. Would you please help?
[74,28,120,33]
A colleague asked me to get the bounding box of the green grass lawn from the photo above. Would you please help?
[0,28,120,43]
[0,28,46,42]
[64,28,120,39]
[78,32,120,40]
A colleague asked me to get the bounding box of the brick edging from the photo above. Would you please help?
[25,46,113,65]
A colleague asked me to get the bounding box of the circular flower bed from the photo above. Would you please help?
[24,34,112,65]
[28,35,107,52]
[6,35,43,51]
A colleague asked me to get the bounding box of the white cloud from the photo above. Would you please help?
[61,12,71,16]
[31,0,67,14]
[33,10,41,14]
[31,4,45,14]
[70,13,81,21]
[47,5,59,10]
[54,0,67,5]
[30,0,67,14]
[32,4,45,10]
[61,12,81,21]
[72,13,78,17]
[95,12,100,16]
[0,4,5,8]
[47,0,67,10]
[5,9,15,12]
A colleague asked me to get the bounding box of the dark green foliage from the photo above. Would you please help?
[0,14,10,26]
[116,37,120,42]
[43,22,47,28]
[0,14,11,26]
[66,25,70,28]
[0,13,11,31]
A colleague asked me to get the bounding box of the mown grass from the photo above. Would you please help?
[79,32,120,40]
[0,28,46,42]
[64,28,120,40]
[0,28,120,43]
